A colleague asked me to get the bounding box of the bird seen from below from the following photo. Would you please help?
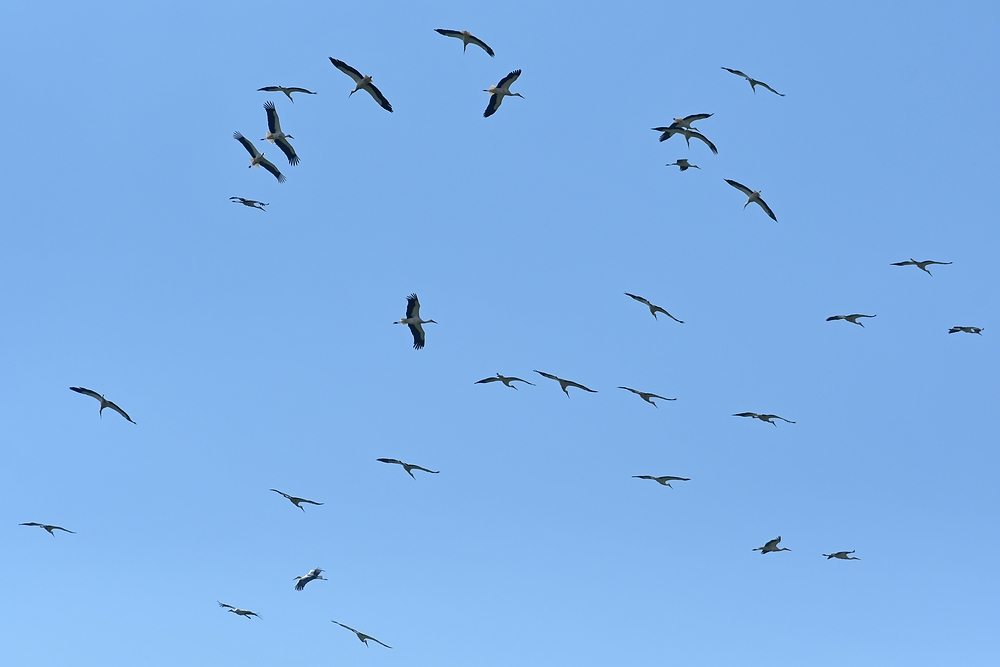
[733,412,795,426]
[261,101,299,166]
[754,536,791,553]
[823,550,860,560]
[725,179,777,221]
[332,621,393,648]
[826,314,877,327]
[533,370,597,397]
[329,58,393,112]
[618,386,676,407]
[394,293,436,349]
[666,159,700,171]
[20,522,75,536]
[624,292,684,323]
[434,29,494,57]
[234,132,285,182]
[218,602,260,618]
[293,568,326,591]
[949,326,983,335]
[377,458,440,479]
[890,258,952,276]
[654,126,719,154]
[475,373,535,389]
[270,489,323,512]
[229,196,267,211]
[721,67,785,96]
[69,386,136,424]
[632,475,690,488]
[660,113,713,132]
[257,85,317,103]
[484,69,523,118]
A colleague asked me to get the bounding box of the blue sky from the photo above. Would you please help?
[2,1,998,665]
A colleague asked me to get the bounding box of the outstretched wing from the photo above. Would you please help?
[756,80,785,96]
[257,156,286,183]
[565,380,597,393]
[233,131,260,158]
[263,100,282,135]
[533,370,559,382]
[688,130,718,155]
[405,294,420,319]
[496,69,521,90]
[753,196,777,222]
[411,465,440,474]
[725,179,754,197]
[219,601,235,610]
[329,58,363,83]
[484,93,503,118]
[624,292,651,307]
[274,136,299,166]
[364,82,393,112]
[466,33,495,57]
[69,386,103,402]
[507,377,534,385]
[651,305,684,323]
[377,458,404,466]
[105,400,136,424]
[721,67,749,79]
[475,377,502,384]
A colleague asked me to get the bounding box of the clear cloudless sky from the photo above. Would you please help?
[2,1,998,665]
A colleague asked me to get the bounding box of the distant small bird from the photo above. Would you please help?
[69,386,136,424]
[632,475,690,488]
[733,412,795,427]
[660,113,713,132]
[624,292,684,323]
[653,126,719,154]
[721,67,785,96]
[890,258,952,276]
[826,314,876,327]
[332,621,392,648]
[377,458,440,478]
[753,536,791,554]
[230,196,267,211]
[823,550,860,560]
[533,370,597,397]
[270,489,323,512]
[20,522,75,537]
[329,58,393,112]
[261,101,299,166]
[394,293,436,350]
[666,159,700,171]
[949,326,983,335]
[257,86,317,103]
[725,179,777,222]
[484,70,523,118]
[618,386,676,407]
[294,568,326,591]
[434,29,494,57]
[218,602,260,618]
[234,131,285,183]
[475,373,535,389]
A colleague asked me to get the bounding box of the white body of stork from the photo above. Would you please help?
[332,621,393,648]
[435,29,494,56]
[827,314,876,327]
[484,70,523,118]
[395,293,436,349]
[234,132,285,182]
[218,602,260,618]
[721,67,785,96]
[69,386,136,423]
[329,58,393,112]
[754,536,791,553]
[294,568,326,590]
[666,159,700,171]
[632,475,690,488]
[823,550,860,560]
[725,179,777,222]
[262,101,299,166]
[258,86,316,103]
[20,522,75,536]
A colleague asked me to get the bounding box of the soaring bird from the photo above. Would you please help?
[484,70,523,118]
[632,475,690,488]
[234,131,285,183]
[270,489,323,512]
[434,29,494,57]
[754,536,791,553]
[659,113,713,132]
[377,458,440,479]
[653,126,718,154]
[949,326,983,335]
[826,314,877,327]
[665,159,700,171]
[721,67,785,96]
[475,373,535,389]
[230,196,267,211]
[69,386,136,424]
[262,101,299,166]
[533,370,597,397]
[394,293,436,350]
[20,522,75,537]
[618,386,676,407]
[332,621,393,649]
[733,412,795,427]
[293,568,326,591]
[218,602,260,618]
[890,258,952,276]
[329,58,393,112]
[257,85,317,103]
[624,292,684,323]
[823,550,860,560]
[725,179,777,221]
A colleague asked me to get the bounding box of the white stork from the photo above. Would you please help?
[823,550,860,560]
[293,568,326,591]
[624,292,684,323]
[261,101,299,166]
[733,412,795,426]
[653,126,718,154]
[618,386,676,407]
[721,67,785,96]
[666,159,700,171]
[332,621,392,649]
[434,29,494,57]
[69,386,136,423]
[377,458,440,479]
[826,314,876,327]
[394,293,436,349]
[949,326,983,335]
[234,131,285,182]
[484,69,523,118]
[725,179,777,222]
[257,85,317,103]
[218,602,260,618]
[533,370,597,397]
[890,258,952,276]
[475,373,535,389]
[660,113,713,131]
[753,536,791,553]
[20,522,75,536]
[270,489,323,512]
[329,58,393,112]
[632,475,690,488]
[230,196,267,211]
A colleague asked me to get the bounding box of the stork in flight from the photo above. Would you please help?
[377,458,440,479]
[69,386,136,424]
[257,85,316,103]
[332,621,392,649]
[218,602,260,619]
[533,370,597,397]
[653,126,718,154]
[618,386,676,407]
[949,326,983,335]
[890,258,952,276]
[394,293,436,349]
[294,568,326,591]
[484,69,523,118]
[270,489,323,512]
[823,550,860,560]
[20,522,75,536]
[261,101,299,166]
[754,536,791,554]
[632,475,690,488]
[660,113,713,132]
[624,292,684,323]
[725,179,777,221]
[666,159,700,171]
[733,412,795,427]
[234,131,285,182]
[826,314,876,327]
[721,67,785,96]
[230,196,267,211]
[435,29,494,57]
[329,58,393,112]
[475,373,535,389]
